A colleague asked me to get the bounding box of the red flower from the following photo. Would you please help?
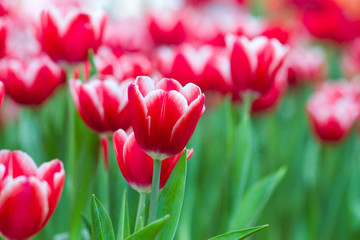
[0,150,65,240]
[157,44,231,94]
[39,7,107,63]
[306,81,360,143]
[148,10,187,45]
[342,38,360,78]
[70,75,131,133]
[227,35,288,94]
[251,67,287,113]
[0,54,65,106]
[287,46,326,86]
[128,76,205,159]
[0,19,6,58]
[293,0,360,42]
[0,81,4,109]
[113,129,193,193]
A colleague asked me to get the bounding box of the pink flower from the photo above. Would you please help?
[227,35,288,94]
[307,81,360,143]
[0,150,65,240]
[0,54,65,106]
[128,76,205,159]
[39,7,107,63]
[70,75,131,133]
[113,129,193,193]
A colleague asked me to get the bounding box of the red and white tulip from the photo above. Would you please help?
[128,76,205,159]
[0,150,65,240]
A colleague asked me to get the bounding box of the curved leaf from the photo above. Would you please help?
[126,215,170,240]
[208,224,269,240]
[157,150,187,240]
[91,194,115,240]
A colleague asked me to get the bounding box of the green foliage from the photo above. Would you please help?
[208,224,269,240]
[91,195,115,240]
[157,150,187,240]
[126,215,170,240]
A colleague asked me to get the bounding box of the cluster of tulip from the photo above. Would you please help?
[1,0,360,239]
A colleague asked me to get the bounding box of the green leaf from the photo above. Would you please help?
[88,49,97,77]
[157,150,187,240]
[117,190,130,240]
[135,216,143,232]
[229,167,286,230]
[125,215,170,240]
[208,224,269,240]
[91,195,115,240]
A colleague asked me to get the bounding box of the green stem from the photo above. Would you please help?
[134,192,146,232]
[148,159,162,224]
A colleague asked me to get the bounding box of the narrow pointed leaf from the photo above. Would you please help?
[125,215,170,240]
[157,150,187,240]
[229,167,286,230]
[208,224,269,240]
[135,216,143,232]
[117,190,130,240]
[91,195,115,240]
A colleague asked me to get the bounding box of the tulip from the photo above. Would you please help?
[0,150,65,240]
[69,75,131,133]
[292,0,360,42]
[0,81,4,109]
[39,7,107,63]
[0,54,65,106]
[251,67,287,113]
[342,38,360,78]
[148,10,187,45]
[286,46,326,86]
[306,81,360,143]
[128,76,205,160]
[157,44,231,95]
[113,129,193,193]
[226,35,288,95]
[0,19,6,58]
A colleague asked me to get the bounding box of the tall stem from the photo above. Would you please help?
[134,192,146,232]
[148,159,162,224]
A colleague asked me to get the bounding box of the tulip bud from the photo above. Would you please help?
[226,35,288,95]
[128,76,205,160]
[39,7,107,64]
[0,150,65,240]
[69,76,131,133]
[113,129,193,193]
[306,81,360,143]
[0,54,65,106]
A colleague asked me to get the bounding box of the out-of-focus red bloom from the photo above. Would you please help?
[0,54,65,106]
[113,129,193,193]
[0,82,4,109]
[0,150,65,240]
[39,7,107,63]
[128,76,205,159]
[291,0,360,42]
[227,35,288,95]
[70,75,131,133]
[157,44,231,94]
[118,53,153,79]
[104,20,153,56]
[148,10,187,45]
[251,68,287,113]
[287,46,327,86]
[342,38,360,78]
[307,81,360,143]
[0,19,6,58]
